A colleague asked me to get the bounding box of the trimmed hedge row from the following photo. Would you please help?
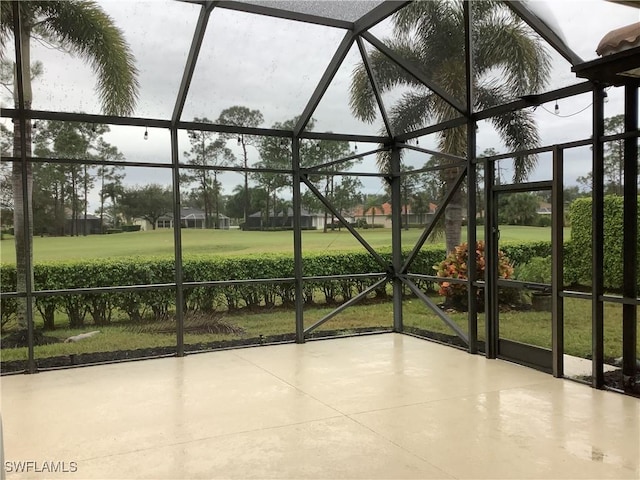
[0,249,427,328]
[0,243,555,329]
[568,195,640,290]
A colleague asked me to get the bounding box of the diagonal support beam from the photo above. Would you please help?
[361,31,466,116]
[294,32,355,136]
[402,166,467,272]
[304,277,388,334]
[306,147,389,173]
[400,277,469,345]
[353,1,411,35]
[356,36,393,137]
[302,176,389,270]
[506,1,583,66]
[172,1,217,125]
[402,144,465,163]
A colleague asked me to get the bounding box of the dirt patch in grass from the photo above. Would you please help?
[1,329,60,348]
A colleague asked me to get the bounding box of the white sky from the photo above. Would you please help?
[2,0,639,208]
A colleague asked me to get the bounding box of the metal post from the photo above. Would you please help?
[391,145,403,332]
[170,127,185,357]
[292,137,305,343]
[592,85,605,388]
[464,1,478,354]
[466,146,478,353]
[484,157,498,358]
[622,83,638,386]
[12,2,36,373]
[551,145,564,377]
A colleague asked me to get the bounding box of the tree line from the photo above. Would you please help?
[2,111,631,236]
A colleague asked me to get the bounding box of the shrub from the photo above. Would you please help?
[569,195,640,290]
[515,256,551,283]
[500,241,551,266]
[535,214,552,227]
[433,241,515,311]
[1,239,581,329]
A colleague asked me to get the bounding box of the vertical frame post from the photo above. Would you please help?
[622,83,638,385]
[12,1,36,373]
[464,0,478,353]
[484,157,498,358]
[391,145,403,332]
[592,85,605,388]
[551,145,564,377]
[170,127,185,357]
[292,137,305,343]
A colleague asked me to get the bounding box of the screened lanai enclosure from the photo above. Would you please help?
[1,0,639,398]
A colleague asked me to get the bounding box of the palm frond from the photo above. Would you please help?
[474,13,551,95]
[34,1,139,116]
[350,39,428,123]
[476,83,540,181]
[388,90,437,135]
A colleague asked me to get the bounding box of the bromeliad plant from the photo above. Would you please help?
[433,241,514,311]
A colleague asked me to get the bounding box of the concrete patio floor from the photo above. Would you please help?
[1,333,638,479]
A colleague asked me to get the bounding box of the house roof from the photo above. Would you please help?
[157,208,229,221]
[249,207,322,218]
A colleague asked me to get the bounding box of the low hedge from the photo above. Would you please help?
[0,249,429,329]
[0,242,555,330]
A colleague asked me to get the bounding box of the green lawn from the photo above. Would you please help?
[0,226,565,263]
[1,297,634,364]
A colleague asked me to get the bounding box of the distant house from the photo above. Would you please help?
[244,208,324,230]
[351,202,437,228]
[537,201,552,215]
[137,207,230,230]
[65,213,102,235]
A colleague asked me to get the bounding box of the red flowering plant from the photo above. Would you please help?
[433,241,515,311]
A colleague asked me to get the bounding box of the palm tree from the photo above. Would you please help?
[1,1,139,329]
[350,0,550,253]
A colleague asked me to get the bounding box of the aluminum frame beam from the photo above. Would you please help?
[214,1,353,30]
[355,36,393,137]
[294,31,355,136]
[170,127,185,356]
[592,85,606,388]
[361,31,467,116]
[505,1,583,66]
[402,145,465,163]
[390,146,403,332]
[304,277,388,334]
[401,166,468,273]
[0,107,388,143]
[12,0,36,374]
[304,147,389,173]
[302,177,388,270]
[400,277,469,345]
[464,0,478,354]
[551,146,564,378]
[292,137,305,343]
[622,84,638,385]
[352,1,410,35]
[172,1,217,125]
